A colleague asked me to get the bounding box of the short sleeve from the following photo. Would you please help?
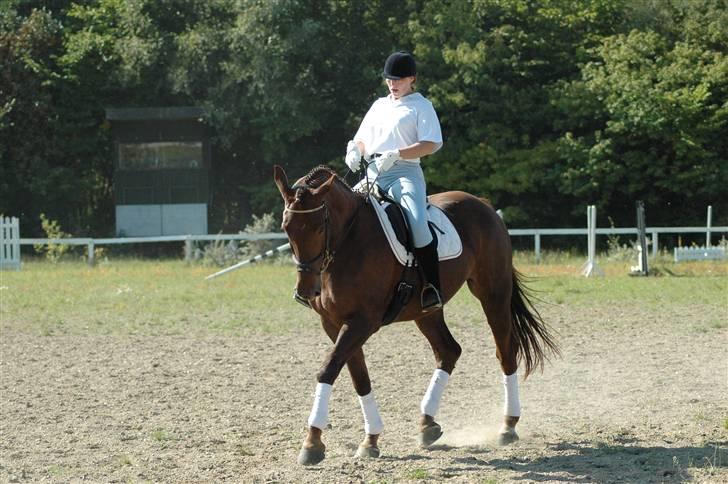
[417,102,443,152]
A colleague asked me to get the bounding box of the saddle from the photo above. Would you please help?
[354,183,463,325]
[366,189,463,266]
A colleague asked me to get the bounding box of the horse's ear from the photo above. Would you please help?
[273,165,293,202]
[310,173,337,197]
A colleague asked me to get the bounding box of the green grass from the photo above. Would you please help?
[1,258,725,337]
[151,429,175,442]
[406,468,428,479]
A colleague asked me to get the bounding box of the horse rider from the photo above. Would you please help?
[345,51,444,312]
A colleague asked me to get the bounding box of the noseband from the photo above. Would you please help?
[284,202,334,274]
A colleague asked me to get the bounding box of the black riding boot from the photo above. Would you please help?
[413,240,443,312]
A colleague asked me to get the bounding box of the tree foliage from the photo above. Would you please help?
[0,0,725,237]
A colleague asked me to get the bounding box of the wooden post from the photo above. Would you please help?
[87,241,95,267]
[632,201,649,276]
[184,236,193,262]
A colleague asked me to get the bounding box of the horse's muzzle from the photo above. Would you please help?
[293,291,312,308]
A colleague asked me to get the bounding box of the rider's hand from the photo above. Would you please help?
[345,140,361,172]
[376,149,399,172]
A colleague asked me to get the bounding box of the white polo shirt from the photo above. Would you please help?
[354,92,443,164]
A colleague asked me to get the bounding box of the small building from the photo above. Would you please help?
[106,107,210,236]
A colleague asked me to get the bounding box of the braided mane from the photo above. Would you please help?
[294,165,365,202]
[303,165,347,189]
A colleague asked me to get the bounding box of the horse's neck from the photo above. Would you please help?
[331,191,385,262]
[328,182,361,224]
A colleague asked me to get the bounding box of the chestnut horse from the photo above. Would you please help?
[273,164,558,465]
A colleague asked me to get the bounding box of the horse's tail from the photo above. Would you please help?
[510,268,560,378]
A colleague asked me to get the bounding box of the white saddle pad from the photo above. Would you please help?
[369,195,463,266]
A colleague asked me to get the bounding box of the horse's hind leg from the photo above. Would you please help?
[468,277,521,445]
[414,311,462,447]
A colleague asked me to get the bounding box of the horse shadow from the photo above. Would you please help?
[402,440,727,482]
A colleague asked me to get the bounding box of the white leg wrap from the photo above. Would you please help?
[503,372,521,417]
[420,369,450,417]
[307,382,332,430]
[358,392,384,435]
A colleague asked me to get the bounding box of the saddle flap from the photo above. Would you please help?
[369,195,462,266]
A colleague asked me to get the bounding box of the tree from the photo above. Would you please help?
[403,0,626,226]
[554,2,727,225]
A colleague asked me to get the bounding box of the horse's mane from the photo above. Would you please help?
[297,165,366,201]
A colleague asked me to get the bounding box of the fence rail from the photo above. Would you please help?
[19,226,728,265]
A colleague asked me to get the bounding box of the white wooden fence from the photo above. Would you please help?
[1,216,21,271]
[674,246,726,262]
[18,226,727,266]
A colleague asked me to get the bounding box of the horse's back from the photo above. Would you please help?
[429,190,503,233]
[430,190,512,272]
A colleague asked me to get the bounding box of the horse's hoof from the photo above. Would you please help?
[297,446,325,465]
[355,444,380,459]
[418,422,443,448]
[497,427,519,445]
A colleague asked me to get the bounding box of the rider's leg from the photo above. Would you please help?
[385,168,442,311]
[412,240,442,311]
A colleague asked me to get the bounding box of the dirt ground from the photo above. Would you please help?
[1,299,727,483]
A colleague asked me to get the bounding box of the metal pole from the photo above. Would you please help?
[636,201,648,276]
[534,232,541,264]
[706,205,712,247]
[205,242,291,280]
[589,205,596,263]
[580,205,603,277]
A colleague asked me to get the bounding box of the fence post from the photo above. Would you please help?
[184,236,193,262]
[87,241,95,266]
[0,216,21,271]
[651,231,658,258]
[534,232,541,264]
[706,205,712,247]
[580,205,603,277]
[631,201,649,276]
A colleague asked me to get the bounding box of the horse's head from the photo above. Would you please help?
[274,165,338,304]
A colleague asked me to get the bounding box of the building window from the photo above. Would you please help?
[118,142,202,170]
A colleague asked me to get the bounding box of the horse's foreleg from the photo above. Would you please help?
[298,320,374,465]
[415,312,462,447]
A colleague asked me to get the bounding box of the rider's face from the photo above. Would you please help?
[386,76,415,99]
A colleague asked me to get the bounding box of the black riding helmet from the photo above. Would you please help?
[382,51,416,79]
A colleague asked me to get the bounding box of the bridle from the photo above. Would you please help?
[284,184,364,276]
[284,201,333,274]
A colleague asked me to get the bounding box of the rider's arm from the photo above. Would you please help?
[398,141,438,160]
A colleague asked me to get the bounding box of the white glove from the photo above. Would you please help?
[375,149,399,172]
[345,140,361,172]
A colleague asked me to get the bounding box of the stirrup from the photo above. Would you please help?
[420,283,443,312]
